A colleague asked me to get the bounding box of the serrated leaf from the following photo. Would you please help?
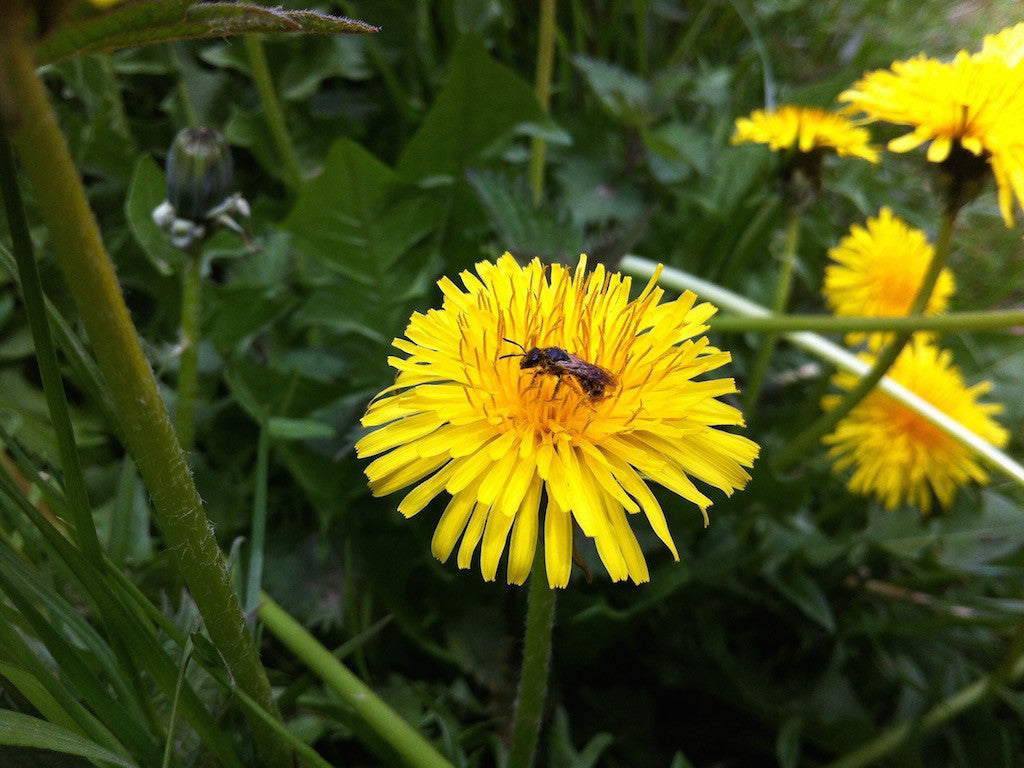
[38,2,378,64]
[396,35,549,179]
[283,137,442,342]
[465,168,583,262]
[572,55,652,127]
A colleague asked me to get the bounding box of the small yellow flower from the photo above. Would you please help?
[357,254,759,587]
[731,105,879,162]
[823,207,955,347]
[823,339,1008,514]
[839,52,1024,225]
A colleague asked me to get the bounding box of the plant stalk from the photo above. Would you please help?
[529,0,557,206]
[743,208,800,413]
[507,547,557,768]
[708,309,1024,334]
[243,34,303,192]
[259,592,455,768]
[0,27,289,765]
[175,246,201,453]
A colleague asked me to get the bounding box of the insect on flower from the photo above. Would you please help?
[500,338,618,399]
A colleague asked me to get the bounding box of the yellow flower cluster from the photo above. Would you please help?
[821,206,1006,513]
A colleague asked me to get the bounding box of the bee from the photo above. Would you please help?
[499,339,618,399]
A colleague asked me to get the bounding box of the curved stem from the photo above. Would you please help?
[743,208,800,413]
[529,0,557,206]
[709,309,1024,334]
[243,34,303,192]
[0,131,102,565]
[258,593,455,768]
[0,29,289,765]
[774,209,956,471]
[175,247,201,453]
[507,548,557,768]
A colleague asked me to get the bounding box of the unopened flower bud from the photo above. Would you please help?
[165,127,234,221]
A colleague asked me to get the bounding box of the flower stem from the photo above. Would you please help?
[507,548,557,768]
[0,28,289,765]
[708,309,1024,334]
[0,130,102,565]
[743,208,800,414]
[530,0,557,206]
[175,246,201,453]
[258,592,456,768]
[774,209,956,472]
[243,34,303,192]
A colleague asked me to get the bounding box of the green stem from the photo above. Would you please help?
[243,422,269,615]
[176,246,201,453]
[709,309,1024,334]
[243,34,303,192]
[774,209,956,471]
[0,28,290,765]
[743,208,800,413]
[824,651,1024,768]
[507,548,557,768]
[529,0,557,206]
[0,131,102,565]
[258,592,455,768]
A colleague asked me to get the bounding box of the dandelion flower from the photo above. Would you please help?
[839,52,1024,225]
[823,207,955,346]
[731,105,879,162]
[356,254,759,587]
[822,339,1008,514]
[979,23,1024,67]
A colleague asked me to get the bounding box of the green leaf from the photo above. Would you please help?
[396,35,550,179]
[125,156,181,276]
[0,710,139,768]
[765,567,836,632]
[283,137,442,345]
[37,2,379,65]
[465,168,583,262]
[572,55,652,127]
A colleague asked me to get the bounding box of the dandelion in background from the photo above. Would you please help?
[823,207,955,347]
[357,254,759,587]
[822,338,1008,514]
[839,48,1024,224]
[732,105,878,208]
[731,105,879,161]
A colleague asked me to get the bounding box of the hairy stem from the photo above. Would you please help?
[0,27,289,765]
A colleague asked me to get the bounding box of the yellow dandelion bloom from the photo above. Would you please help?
[839,52,1024,225]
[356,254,759,587]
[731,105,879,162]
[979,23,1024,66]
[823,207,955,347]
[822,339,1008,514]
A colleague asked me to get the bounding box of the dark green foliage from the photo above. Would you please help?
[2,1,1024,767]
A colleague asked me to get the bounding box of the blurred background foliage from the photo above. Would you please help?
[2,1,1024,766]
